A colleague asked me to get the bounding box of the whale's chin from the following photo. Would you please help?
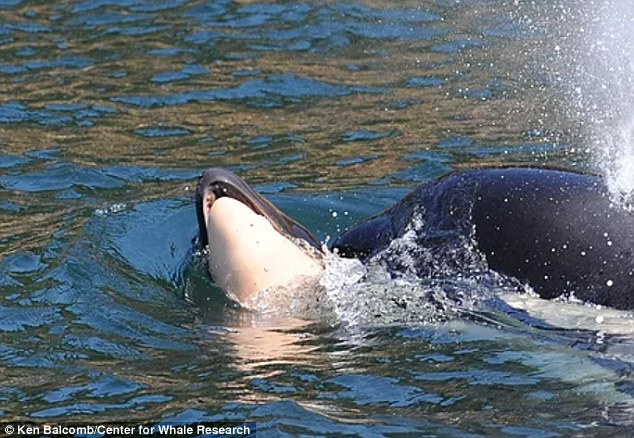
[203,196,323,303]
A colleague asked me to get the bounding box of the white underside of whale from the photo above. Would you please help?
[498,291,634,335]
[205,196,323,303]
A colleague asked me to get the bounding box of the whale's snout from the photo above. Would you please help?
[196,168,320,249]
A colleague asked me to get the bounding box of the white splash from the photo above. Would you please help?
[94,203,127,216]
[562,0,634,206]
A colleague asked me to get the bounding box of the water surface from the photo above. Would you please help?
[1,0,633,436]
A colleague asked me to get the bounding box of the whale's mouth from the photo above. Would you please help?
[195,168,321,250]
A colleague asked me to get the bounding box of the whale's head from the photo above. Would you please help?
[195,168,323,303]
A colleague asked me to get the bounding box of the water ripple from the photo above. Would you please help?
[0,0,631,433]
[0,164,123,192]
[0,154,30,169]
[150,65,209,83]
[41,375,143,403]
[134,127,193,137]
[325,374,444,406]
[113,74,388,108]
[0,102,115,126]
[0,305,60,332]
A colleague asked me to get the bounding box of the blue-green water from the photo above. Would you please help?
[1,0,633,436]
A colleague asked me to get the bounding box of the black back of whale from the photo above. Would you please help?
[333,167,634,310]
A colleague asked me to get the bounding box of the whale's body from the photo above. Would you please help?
[333,167,634,310]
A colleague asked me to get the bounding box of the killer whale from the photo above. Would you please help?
[195,166,634,310]
[333,167,634,310]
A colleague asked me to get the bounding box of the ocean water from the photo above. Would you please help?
[1,0,633,436]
